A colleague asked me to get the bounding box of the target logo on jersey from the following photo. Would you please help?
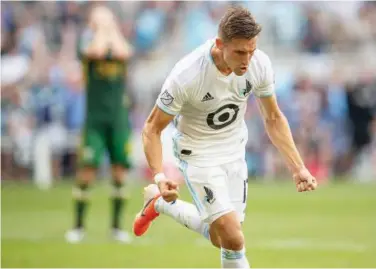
[206,104,240,130]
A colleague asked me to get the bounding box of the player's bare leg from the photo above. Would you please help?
[209,225,222,248]
[65,167,96,243]
[210,212,250,268]
[110,164,132,243]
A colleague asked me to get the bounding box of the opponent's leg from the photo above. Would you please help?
[65,167,96,243]
[108,123,132,242]
[65,127,104,243]
[110,164,131,243]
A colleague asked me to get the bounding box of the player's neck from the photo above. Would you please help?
[211,46,232,76]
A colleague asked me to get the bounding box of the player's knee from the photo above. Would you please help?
[78,167,96,184]
[212,212,244,250]
[218,225,244,250]
[208,226,222,248]
[222,232,244,251]
[111,165,126,183]
[73,181,90,200]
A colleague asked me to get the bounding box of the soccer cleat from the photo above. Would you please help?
[65,229,84,243]
[133,184,161,236]
[112,229,133,244]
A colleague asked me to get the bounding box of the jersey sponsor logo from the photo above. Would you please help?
[203,186,216,204]
[95,61,123,79]
[206,104,240,130]
[201,92,214,102]
[242,80,253,97]
[160,90,174,106]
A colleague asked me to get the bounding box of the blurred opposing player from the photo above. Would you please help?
[65,6,133,243]
[133,6,317,268]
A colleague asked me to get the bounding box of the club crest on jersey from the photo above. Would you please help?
[160,90,174,106]
[203,186,216,204]
[241,80,253,97]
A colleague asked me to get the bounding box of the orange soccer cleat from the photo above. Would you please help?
[133,184,161,236]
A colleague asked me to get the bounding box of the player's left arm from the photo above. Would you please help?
[256,94,317,192]
[256,94,303,173]
[254,53,317,192]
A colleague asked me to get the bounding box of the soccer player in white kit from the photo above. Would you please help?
[133,6,317,268]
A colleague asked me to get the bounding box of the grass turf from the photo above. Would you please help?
[1,179,376,268]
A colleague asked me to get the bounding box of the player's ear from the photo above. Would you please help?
[215,37,224,50]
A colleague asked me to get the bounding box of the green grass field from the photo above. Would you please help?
[1,179,376,268]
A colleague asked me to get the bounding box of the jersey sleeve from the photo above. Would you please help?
[156,76,187,116]
[253,54,275,98]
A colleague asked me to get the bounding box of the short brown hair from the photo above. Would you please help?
[218,6,262,42]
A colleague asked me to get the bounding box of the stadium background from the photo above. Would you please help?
[1,1,376,268]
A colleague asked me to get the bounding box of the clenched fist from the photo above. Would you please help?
[293,168,318,192]
[157,179,179,202]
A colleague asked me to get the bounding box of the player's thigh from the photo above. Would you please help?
[78,125,105,168]
[225,158,249,223]
[179,161,234,224]
[107,124,132,169]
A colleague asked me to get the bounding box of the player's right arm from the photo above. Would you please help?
[143,76,187,202]
[143,107,180,203]
[142,106,174,176]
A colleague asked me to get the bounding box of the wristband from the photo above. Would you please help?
[154,173,166,184]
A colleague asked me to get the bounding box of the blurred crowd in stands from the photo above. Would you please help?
[1,1,376,182]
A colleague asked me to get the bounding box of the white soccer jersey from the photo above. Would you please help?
[156,39,275,167]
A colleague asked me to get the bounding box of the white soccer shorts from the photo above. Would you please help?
[178,158,248,224]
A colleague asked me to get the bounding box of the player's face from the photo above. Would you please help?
[218,37,257,76]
